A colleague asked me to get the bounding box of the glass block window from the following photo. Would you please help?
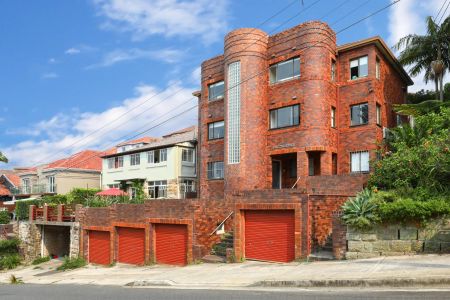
[227,61,240,164]
[350,151,370,173]
[350,56,368,79]
[208,81,225,101]
[269,57,300,84]
[269,105,300,129]
[350,103,369,126]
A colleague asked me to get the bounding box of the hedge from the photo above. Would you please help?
[0,210,10,224]
[15,199,44,220]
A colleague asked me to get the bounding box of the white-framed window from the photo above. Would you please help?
[47,176,55,193]
[270,104,300,129]
[228,61,241,164]
[208,121,225,140]
[207,161,224,179]
[269,57,300,84]
[147,149,167,164]
[376,104,381,125]
[376,58,380,79]
[350,103,369,126]
[208,81,225,101]
[350,56,368,79]
[331,59,336,81]
[350,151,370,173]
[22,178,30,194]
[108,156,123,169]
[180,179,195,193]
[148,180,167,199]
[130,153,140,166]
[331,106,336,128]
[182,148,195,163]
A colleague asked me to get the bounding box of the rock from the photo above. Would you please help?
[389,240,412,252]
[399,227,418,240]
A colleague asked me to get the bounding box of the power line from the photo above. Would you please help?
[48,0,402,174]
[29,0,306,167]
[437,0,450,25]
[434,0,449,23]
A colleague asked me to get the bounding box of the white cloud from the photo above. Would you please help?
[387,0,449,92]
[48,58,58,64]
[2,83,197,166]
[65,48,81,55]
[41,72,59,79]
[86,48,184,69]
[92,0,229,44]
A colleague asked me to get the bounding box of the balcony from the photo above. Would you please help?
[11,184,57,195]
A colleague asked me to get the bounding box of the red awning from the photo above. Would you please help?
[96,188,127,196]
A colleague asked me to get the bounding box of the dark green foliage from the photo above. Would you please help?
[32,256,50,265]
[0,254,21,270]
[15,199,43,220]
[0,239,21,270]
[68,188,101,205]
[57,256,86,271]
[0,238,19,256]
[0,210,10,224]
[341,189,379,230]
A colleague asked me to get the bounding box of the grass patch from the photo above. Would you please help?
[57,257,86,271]
[9,275,23,284]
[32,256,50,265]
[0,254,21,270]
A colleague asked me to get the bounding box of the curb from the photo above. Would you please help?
[250,277,450,288]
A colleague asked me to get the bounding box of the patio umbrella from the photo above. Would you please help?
[96,188,127,196]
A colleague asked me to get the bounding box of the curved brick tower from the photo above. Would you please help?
[223,28,269,192]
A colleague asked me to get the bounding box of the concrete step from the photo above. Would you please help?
[201,254,226,264]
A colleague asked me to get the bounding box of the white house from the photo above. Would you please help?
[101,126,197,199]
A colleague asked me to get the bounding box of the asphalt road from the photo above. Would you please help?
[0,285,449,300]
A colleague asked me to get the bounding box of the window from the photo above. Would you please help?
[147,149,167,164]
[47,176,55,193]
[108,156,123,169]
[130,188,137,200]
[207,161,224,179]
[148,180,167,199]
[350,151,369,173]
[350,103,368,126]
[208,121,224,140]
[331,106,336,128]
[331,60,336,81]
[396,114,402,126]
[376,58,380,79]
[22,178,30,194]
[208,81,224,101]
[182,148,195,163]
[130,153,140,166]
[350,56,368,79]
[228,61,241,164]
[376,104,381,125]
[270,105,300,129]
[180,179,195,195]
[332,153,338,175]
[270,57,300,84]
[108,184,120,189]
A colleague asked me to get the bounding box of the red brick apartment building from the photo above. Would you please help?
[196,21,412,199]
[77,21,413,266]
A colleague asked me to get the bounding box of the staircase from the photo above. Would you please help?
[202,232,234,263]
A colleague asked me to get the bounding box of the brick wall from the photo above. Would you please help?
[332,212,347,260]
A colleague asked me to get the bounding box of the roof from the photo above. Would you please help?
[116,136,156,147]
[43,150,102,172]
[0,183,11,196]
[102,126,198,158]
[337,36,414,86]
[0,170,21,187]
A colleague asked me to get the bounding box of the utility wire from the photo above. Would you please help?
[49,0,402,173]
[437,0,450,25]
[434,0,449,23]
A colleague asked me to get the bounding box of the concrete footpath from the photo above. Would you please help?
[1,254,450,289]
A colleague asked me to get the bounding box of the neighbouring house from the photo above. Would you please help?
[101,126,198,199]
[14,150,102,197]
[0,170,24,216]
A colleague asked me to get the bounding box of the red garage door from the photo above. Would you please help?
[117,227,145,265]
[155,224,187,266]
[89,231,110,265]
[245,210,295,262]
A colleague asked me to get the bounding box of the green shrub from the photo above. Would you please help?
[15,199,44,220]
[341,189,379,230]
[0,254,21,270]
[0,210,10,224]
[379,198,450,224]
[0,238,19,256]
[57,256,86,271]
[32,256,50,265]
[67,188,101,205]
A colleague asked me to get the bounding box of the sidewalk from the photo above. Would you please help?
[1,254,450,288]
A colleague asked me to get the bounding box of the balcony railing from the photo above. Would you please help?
[11,184,57,195]
[29,204,76,222]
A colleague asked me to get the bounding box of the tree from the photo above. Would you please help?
[0,152,7,163]
[394,16,450,101]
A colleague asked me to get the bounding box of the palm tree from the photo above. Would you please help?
[0,151,8,163]
[394,16,450,101]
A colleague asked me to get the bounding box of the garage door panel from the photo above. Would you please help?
[245,210,295,263]
[117,227,145,265]
[155,224,187,266]
[89,231,110,265]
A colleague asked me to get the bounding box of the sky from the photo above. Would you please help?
[0,0,447,167]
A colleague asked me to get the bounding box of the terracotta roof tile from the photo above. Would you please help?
[44,150,102,171]
[0,183,10,196]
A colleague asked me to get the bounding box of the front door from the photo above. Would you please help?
[272,160,281,189]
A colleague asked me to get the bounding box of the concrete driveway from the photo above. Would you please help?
[1,254,450,288]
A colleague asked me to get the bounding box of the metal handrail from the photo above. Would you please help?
[291,177,301,189]
[209,211,234,236]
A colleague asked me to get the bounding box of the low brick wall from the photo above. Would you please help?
[346,219,450,259]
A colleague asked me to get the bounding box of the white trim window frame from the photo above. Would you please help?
[130,153,141,166]
[208,80,225,101]
[207,161,224,180]
[350,56,368,80]
[269,57,300,84]
[148,180,168,199]
[208,120,225,140]
[108,156,123,169]
[350,151,370,173]
[47,176,55,193]
[147,149,167,164]
[182,148,195,163]
[270,104,300,129]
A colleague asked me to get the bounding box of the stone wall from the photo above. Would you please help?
[345,219,450,259]
[69,223,80,258]
[18,221,41,262]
